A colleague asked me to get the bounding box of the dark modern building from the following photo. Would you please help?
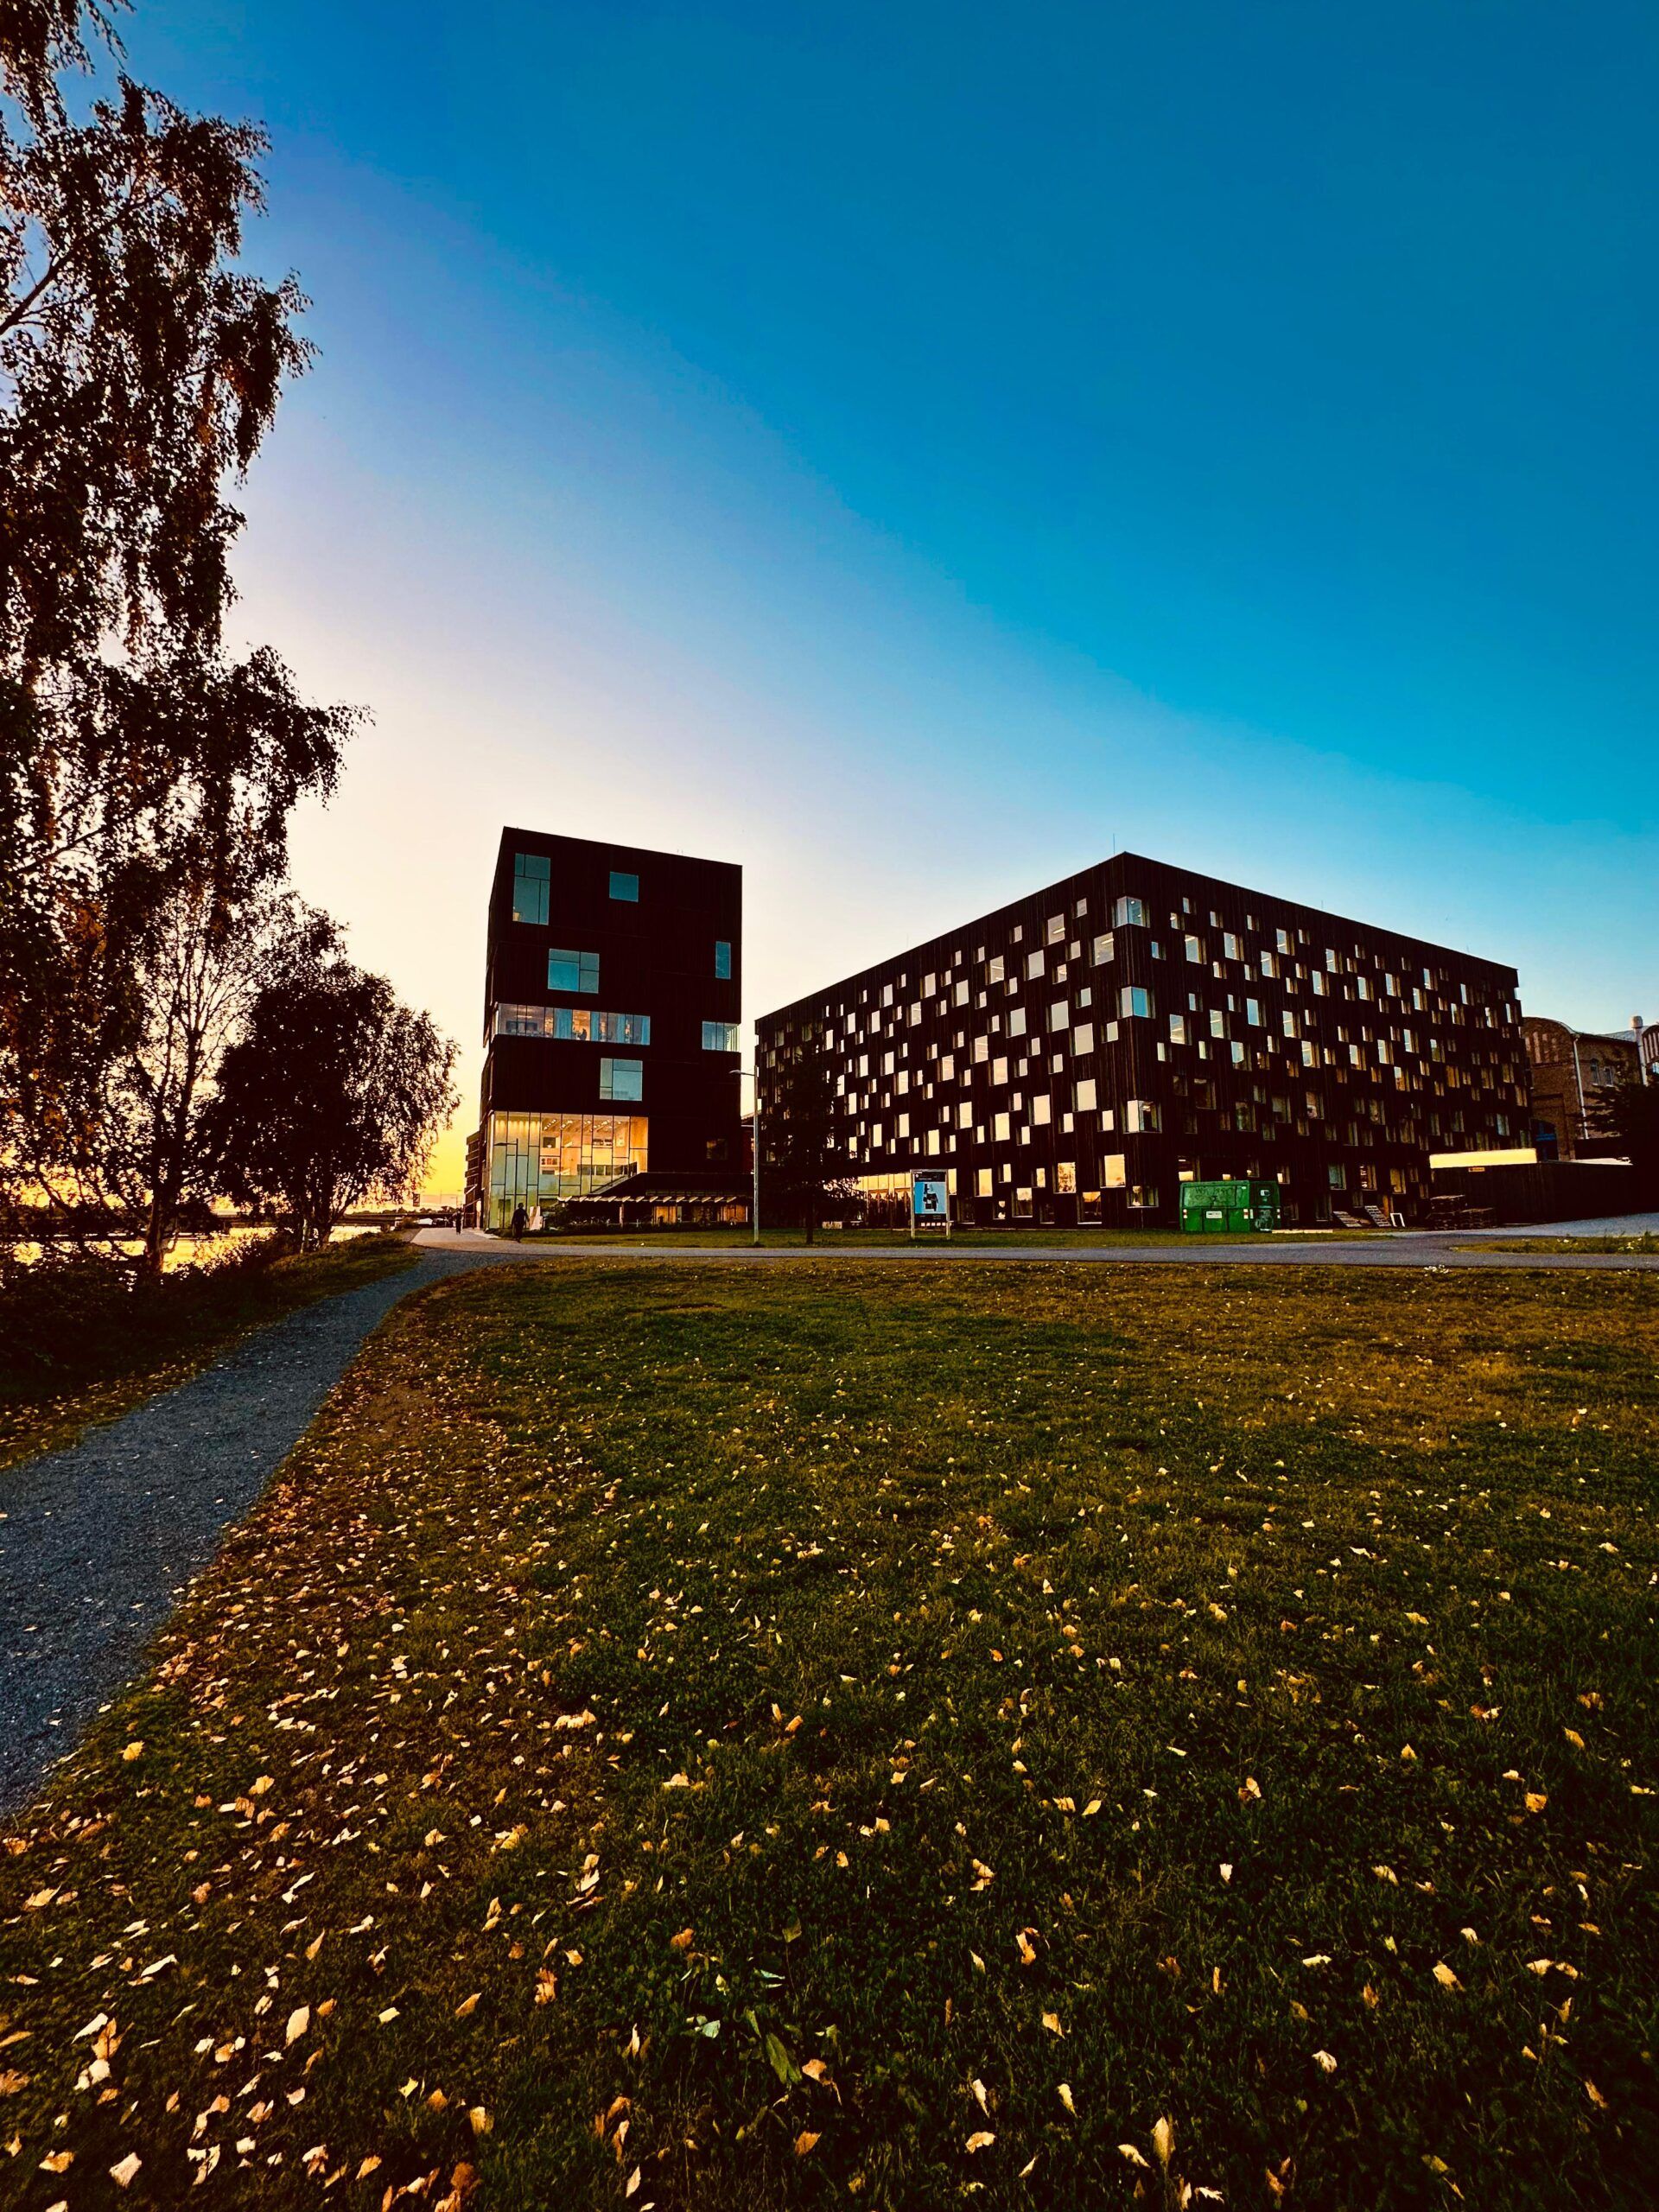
[758,852,1527,1228]
[470,830,745,1228]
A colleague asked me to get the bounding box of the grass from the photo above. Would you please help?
[0,1233,417,1474]
[1454,1235,1659,1257]
[1,1259,1656,2209]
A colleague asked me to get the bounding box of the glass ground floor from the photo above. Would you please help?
[484,1111,647,1228]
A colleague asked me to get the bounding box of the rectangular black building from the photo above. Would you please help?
[758,852,1526,1228]
[473,830,742,1228]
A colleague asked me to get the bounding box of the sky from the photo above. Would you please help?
[111,0,1658,1194]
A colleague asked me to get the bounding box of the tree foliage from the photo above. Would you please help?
[0,0,354,1201]
[762,1051,856,1243]
[93,888,337,1275]
[207,950,458,1249]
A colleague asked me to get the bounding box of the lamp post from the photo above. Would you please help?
[732,1064,761,1246]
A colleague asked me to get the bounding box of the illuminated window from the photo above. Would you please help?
[715,939,732,979]
[609,869,639,902]
[1120,985,1152,1020]
[1124,1099,1160,1133]
[543,1007,650,1045]
[512,852,550,925]
[1103,1152,1127,1187]
[1114,895,1147,928]
[702,1021,741,1052]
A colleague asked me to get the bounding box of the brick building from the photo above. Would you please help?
[759,852,1526,1228]
[1522,1015,1646,1161]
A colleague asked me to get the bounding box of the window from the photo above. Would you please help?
[1169,1014,1186,1045]
[1048,1000,1070,1032]
[994,1111,1012,1142]
[1124,1099,1160,1133]
[512,851,550,925]
[546,1007,650,1045]
[600,1057,643,1102]
[1120,985,1152,1020]
[1055,1160,1076,1193]
[1245,997,1262,1026]
[1075,1077,1096,1110]
[715,939,732,980]
[1185,933,1204,963]
[609,869,639,902]
[1114,895,1147,928]
[1026,950,1046,980]
[549,949,600,994]
[1032,1095,1052,1126]
[1223,931,1243,961]
[976,1167,994,1198]
[1092,931,1116,965]
[1071,1023,1094,1055]
[1103,1152,1127,1188]
[1046,915,1065,944]
[702,1020,741,1052]
[1007,1006,1027,1039]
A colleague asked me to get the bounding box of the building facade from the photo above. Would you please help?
[471,830,743,1228]
[759,852,1526,1228]
[1522,1015,1646,1161]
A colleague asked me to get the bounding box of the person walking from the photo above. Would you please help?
[453,1205,463,1235]
[510,1203,528,1243]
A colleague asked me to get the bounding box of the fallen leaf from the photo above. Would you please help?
[794,2131,820,2157]
[109,2152,142,2188]
[965,2130,995,2153]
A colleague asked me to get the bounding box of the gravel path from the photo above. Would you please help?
[0,1249,487,1820]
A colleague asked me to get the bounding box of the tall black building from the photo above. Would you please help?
[471,830,743,1228]
[758,852,1526,1228]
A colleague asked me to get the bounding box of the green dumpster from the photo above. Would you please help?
[1179,1178,1281,1234]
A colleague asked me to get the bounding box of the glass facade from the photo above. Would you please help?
[485,1111,648,1224]
[609,870,639,902]
[702,1020,741,1051]
[715,939,732,980]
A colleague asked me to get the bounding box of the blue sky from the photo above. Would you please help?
[114,1,1657,1181]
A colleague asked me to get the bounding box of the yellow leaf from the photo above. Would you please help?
[121,1742,143,1763]
[1118,2144,1149,2169]
[40,2151,73,2174]
[1524,1792,1548,1815]
[454,1993,480,2018]
[285,2005,309,2045]
[1040,2012,1065,2036]
[109,2152,142,2188]
[1433,1963,1461,1991]
[965,2130,995,2152]
[1152,2115,1174,2167]
[468,2107,493,2136]
[794,2130,821,2156]
[1057,2082,1076,2116]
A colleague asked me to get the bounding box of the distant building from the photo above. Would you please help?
[469,830,745,1229]
[759,852,1526,1228]
[1522,1015,1646,1161]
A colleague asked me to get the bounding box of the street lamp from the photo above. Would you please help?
[732,1064,761,1246]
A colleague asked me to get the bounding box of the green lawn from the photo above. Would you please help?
[0,1233,417,1473]
[2,1261,1655,2209]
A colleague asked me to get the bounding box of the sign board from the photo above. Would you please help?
[911,1169,950,1234]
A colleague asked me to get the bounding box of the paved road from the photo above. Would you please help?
[414,1227,1659,1273]
[0,1249,488,1821]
